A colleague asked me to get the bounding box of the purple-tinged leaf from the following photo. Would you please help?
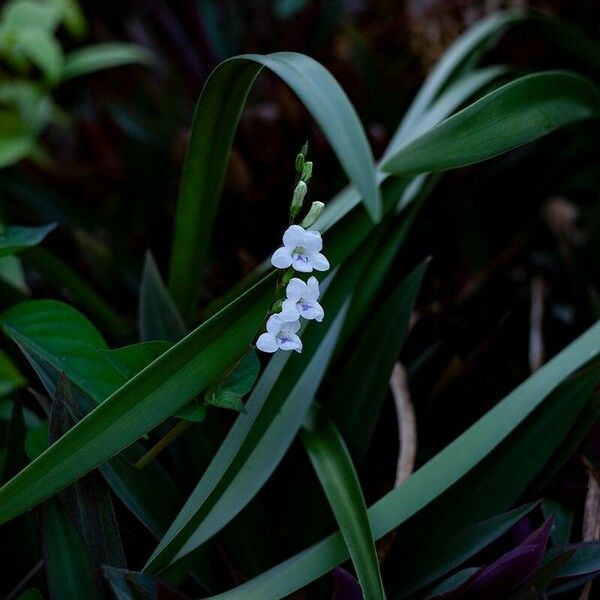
[332,568,363,600]
[464,519,553,598]
[520,517,554,549]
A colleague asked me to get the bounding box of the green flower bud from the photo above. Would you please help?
[301,161,313,183]
[290,180,307,217]
[271,299,283,313]
[295,153,305,174]
[300,201,325,228]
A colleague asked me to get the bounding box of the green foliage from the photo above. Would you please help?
[302,404,386,600]
[0,6,599,600]
[0,0,149,168]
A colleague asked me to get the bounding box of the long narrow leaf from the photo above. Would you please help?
[139,252,186,342]
[0,223,56,258]
[62,43,152,81]
[302,405,385,600]
[328,259,428,461]
[382,72,600,177]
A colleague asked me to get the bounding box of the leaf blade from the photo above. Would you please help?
[302,405,386,600]
[382,72,600,176]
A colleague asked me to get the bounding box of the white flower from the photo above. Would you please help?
[282,276,324,322]
[271,225,329,273]
[256,310,302,353]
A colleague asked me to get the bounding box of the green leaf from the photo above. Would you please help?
[168,51,380,317]
[49,0,87,38]
[328,259,428,461]
[388,10,524,152]
[21,247,134,344]
[382,72,600,177]
[17,30,64,84]
[205,389,245,413]
[0,348,25,396]
[203,323,600,600]
[424,567,481,599]
[101,341,206,422]
[0,277,269,525]
[542,500,573,547]
[216,350,259,397]
[1,400,26,484]
[0,0,62,34]
[48,374,125,569]
[2,299,124,402]
[509,550,575,599]
[206,350,260,413]
[101,341,172,381]
[0,255,29,294]
[301,404,385,600]
[61,43,152,81]
[139,252,186,343]
[552,542,600,580]
[42,499,103,600]
[24,422,48,460]
[0,223,56,258]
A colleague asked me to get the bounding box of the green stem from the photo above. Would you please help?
[134,419,191,469]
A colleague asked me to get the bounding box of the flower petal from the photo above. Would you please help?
[279,332,303,353]
[302,229,323,253]
[256,333,278,353]
[266,313,284,334]
[282,224,305,249]
[292,254,313,272]
[310,253,330,271]
[279,308,301,324]
[282,298,300,316]
[314,302,325,322]
[286,318,301,333]
[286,278,306,302]
[299,304,321,320]
[305,276,320,301]
[290,333,303,352]
[271,247,293,269]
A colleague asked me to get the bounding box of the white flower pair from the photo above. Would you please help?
[256,276,324,353]
[257,225,329,354]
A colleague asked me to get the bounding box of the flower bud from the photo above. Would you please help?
[301,161,313,183]
[300,201,325,228]
[290,180,307,216]
[271,299,283,313]
[295,153,305,174]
